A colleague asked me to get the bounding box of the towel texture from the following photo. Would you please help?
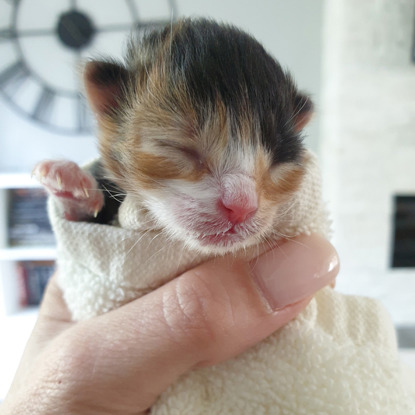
[48,151,415,414]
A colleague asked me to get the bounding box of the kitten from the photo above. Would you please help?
[33,18,313,255]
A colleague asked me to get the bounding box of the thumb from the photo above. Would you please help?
[62,234,338,413]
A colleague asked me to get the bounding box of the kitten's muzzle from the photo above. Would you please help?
[219,173,258,225]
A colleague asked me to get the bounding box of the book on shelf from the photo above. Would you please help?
[7,188,55,247]
[17,260,55,306]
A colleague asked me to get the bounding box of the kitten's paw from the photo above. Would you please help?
[33,160,104,221]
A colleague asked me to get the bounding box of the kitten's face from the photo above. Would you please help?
[85,19,311,254]
[101,105,305,254]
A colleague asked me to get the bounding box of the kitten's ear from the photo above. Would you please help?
[84,60,130,119]
[293,94,314,132]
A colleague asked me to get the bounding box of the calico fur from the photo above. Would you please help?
[37,18,314,254]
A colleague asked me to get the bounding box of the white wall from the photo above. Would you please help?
[321,0,415,324]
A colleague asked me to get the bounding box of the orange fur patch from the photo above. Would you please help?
[262,163,305,204]
[129,152,207,188]
[254,149,305,204]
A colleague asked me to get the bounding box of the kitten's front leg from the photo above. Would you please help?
[33,160,104,221]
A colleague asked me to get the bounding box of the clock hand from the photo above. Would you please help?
[126,0,139,23]
[11,28,54,38]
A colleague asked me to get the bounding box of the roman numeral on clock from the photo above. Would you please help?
[0,60,29,96]
[77,95,92,133]
[33,86,55,122]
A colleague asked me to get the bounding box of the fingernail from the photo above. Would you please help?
[249,234,339,310]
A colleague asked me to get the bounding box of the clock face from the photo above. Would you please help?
[0,0,177,135]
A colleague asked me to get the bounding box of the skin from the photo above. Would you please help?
[0,234,339,415]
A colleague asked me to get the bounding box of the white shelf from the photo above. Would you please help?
[0,173,39,189]
[0,247,56,261]
[0,305,38,321]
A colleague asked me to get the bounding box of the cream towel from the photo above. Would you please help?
[48,151,415,414]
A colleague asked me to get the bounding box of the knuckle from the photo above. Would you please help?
[163,273,223,350]
[41,334,95,395]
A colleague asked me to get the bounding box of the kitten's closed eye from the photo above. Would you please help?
[178,147,205,167]
[158,141,204,167]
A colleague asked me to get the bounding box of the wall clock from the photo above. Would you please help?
[0,0,177,136]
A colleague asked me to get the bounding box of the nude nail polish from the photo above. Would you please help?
[250,234,339,310]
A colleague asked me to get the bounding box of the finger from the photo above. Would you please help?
[28,274,73,352]
[63,234,338,412]
[39,273,72,323]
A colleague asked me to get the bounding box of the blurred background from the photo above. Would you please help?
[0,0,414,401]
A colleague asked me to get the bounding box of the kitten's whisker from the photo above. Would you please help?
[143,234,168,265]
[169,8,174,58]
[101,184,125,204]
[126,229,153,256]
[283,97,309,129]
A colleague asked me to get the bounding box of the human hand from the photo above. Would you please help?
[1,234,339,415]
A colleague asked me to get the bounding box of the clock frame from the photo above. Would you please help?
[0,0,177,136]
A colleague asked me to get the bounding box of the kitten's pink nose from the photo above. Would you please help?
[219,198,258,224]
[219,174,258,225]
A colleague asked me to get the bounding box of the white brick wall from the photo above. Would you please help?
[321,0,415,324]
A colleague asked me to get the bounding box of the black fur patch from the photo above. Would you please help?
[86,60,129,87]
[134,19,307,164]
[87,160,125,224]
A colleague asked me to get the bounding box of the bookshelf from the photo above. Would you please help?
[0,173,56,316]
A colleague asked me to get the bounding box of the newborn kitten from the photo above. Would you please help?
[33,18,313,255]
